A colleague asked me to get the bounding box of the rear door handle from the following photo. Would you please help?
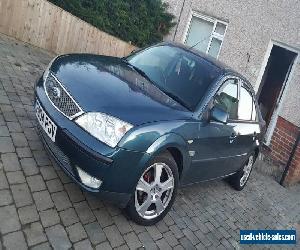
[229,133,238,143]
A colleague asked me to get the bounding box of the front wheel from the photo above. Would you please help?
[229,154,255,191]
[125,152,179,225]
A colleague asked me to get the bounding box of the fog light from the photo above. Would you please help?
[76,167,102,189]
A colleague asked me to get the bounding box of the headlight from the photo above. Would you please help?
[75,113,133,147]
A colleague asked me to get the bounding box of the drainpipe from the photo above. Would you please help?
[280,129,300,185]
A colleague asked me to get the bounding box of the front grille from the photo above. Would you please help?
[38,126,74,175]
[45,73,83,119]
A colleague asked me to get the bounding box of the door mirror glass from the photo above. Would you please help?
[210,106,229,124]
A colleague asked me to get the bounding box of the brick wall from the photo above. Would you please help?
[269,116,300,185]
[284,143,300,185]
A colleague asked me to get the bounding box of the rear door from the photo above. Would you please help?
[228,81,261,172]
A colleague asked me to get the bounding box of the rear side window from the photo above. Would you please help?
[238,85,254,121]
[214,79,239,119]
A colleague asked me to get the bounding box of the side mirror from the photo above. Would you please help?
[210,106,229,124]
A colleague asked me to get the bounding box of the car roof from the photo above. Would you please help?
[156,42,253,89]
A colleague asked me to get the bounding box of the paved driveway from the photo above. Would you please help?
[0,33,299,249]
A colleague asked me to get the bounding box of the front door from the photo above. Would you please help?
[183,77,241,184]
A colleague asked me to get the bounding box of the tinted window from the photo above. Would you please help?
[127,45,222,110]
[238,86,253,120]
[214,79,238,119]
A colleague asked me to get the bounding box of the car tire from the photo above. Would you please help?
[125,152,179,226]
[229,153,255,191]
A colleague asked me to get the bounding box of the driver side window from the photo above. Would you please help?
[214,79,239,120]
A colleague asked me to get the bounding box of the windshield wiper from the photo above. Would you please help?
[161,89,190,110]
[122,59,153,83]
[122,59,190,110]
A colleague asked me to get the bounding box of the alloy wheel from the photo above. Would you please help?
[240,155,254,187]
[135,163,174,220]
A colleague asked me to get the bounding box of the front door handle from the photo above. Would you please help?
[229,133,238,143]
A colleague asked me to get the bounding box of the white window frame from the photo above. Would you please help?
[182,11,228,58]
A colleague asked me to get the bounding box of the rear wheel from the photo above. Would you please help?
[126,152,179,225]
[229,154,255,191]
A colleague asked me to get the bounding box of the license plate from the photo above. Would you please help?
[35,100,57,142]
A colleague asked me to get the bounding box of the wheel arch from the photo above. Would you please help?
[166,147,184,178]
[145,133,190,180]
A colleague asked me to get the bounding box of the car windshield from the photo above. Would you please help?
[126,45,222,111]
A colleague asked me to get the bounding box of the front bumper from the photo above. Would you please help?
[38,126,131,207]
[35,77,148,207]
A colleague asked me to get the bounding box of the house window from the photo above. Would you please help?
[184,13,227,58]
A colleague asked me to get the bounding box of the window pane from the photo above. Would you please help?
[208,38,222,58]
[214,79,238,119]
[238,87,253,120]
[223,79,238,97]
[215,22,226,35]
[185,16,214,53]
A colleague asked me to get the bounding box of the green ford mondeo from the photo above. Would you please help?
[35,42,265,225]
